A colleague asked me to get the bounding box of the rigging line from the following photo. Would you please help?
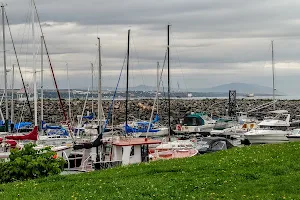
[131,34,146,87]
[33,1,75,142]
[16,1,30,55]
[130,47,135,90]
[18,2,31,75]
[161,49,168,101]
[171,31,188,94]
[103,54,127,132]
[5,10,33,118]
[147,49,168,133]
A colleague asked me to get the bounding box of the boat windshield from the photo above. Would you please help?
[291,129,300,135]
[201,115,212,121]
[183,117,201,126]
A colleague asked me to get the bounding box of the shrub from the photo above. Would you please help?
[0,143,65,183]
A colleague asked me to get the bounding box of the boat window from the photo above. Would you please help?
[291,129,300,134]
[259,125,288,131]
[183,117,200,126]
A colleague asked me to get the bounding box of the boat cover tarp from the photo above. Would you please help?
[201,137,234,149]
[42,121,69,136]
[14,122,32,130]
[73,126,103,150]
[5,126,38,141]
[47,127,69,136]
[42,121,61,130]
[82,113,94,120]
[125,114,160,133]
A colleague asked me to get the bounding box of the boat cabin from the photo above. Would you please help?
[111,138,161,165]
[182,112,213,126]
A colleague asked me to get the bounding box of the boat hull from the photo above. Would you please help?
[245,130,289,144]
[139,128,169,137]
[286,135,300,142]
[180,124,215,134]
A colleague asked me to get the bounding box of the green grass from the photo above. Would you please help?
[1,143,300,200]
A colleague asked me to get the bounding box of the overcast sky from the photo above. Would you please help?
[1,0,300,94]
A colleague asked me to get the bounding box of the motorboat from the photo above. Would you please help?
[244,110,290,144]
[149,140,198,160]
[175,112,216,134]
[196,137,234,154]
[122,115,169,137]
[210,121,257,140]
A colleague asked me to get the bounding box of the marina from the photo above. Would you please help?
[1,0,300,199]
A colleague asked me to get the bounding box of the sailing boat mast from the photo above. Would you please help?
[66,62,71,121]
[97,37,102,127]
[1,4,8,130]
[91,62,94,114]
[271,40,275,110]
[157,61,159,114]
[32,0,37,127]
[11,64,14,130]
[126,29,130,127]
[41,36,44,124]
[167,25,171,140]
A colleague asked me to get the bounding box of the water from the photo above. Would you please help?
[182,95,300,100]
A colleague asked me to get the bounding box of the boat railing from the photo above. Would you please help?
[93,160,122,170]
[81,153,96,171]
[62,151,70,169]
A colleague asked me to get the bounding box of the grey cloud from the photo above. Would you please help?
[1,0,300,95]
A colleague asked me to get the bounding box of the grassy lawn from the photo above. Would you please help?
[1,142,300,199]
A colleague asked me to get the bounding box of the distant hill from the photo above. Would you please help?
[70,83,283,96]
[197,82,283,95]
[102,85,156,92]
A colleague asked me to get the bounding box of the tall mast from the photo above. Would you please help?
[66,62,71,121]
[41,35,44,123]
[97,37,102,127]
[2,4,8,128]
[157,61,159,114]
[126,29,130,127]
[271,40,275,110]
[5,9,33,119]
[11,64,14,129]
[91,62,94,114]
[32,0,37,127]
[167,25,171,140]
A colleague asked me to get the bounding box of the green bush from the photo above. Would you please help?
[0,143,65,183]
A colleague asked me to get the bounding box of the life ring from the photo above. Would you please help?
[176,124,182,131]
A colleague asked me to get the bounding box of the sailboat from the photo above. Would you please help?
[244,41,290,144]
[122,31,168,137]
[1,0,72,158]
[148,25,198,159]
[39,59,73,145]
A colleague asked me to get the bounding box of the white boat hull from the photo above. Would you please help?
[286,136,300,142]
[180,124,215,133]
[139,128,169,137]
[245,130,289,144]
[38,137,73,146]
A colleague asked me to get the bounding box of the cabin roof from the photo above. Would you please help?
[112,138,161,146]
[186,112,208,118]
